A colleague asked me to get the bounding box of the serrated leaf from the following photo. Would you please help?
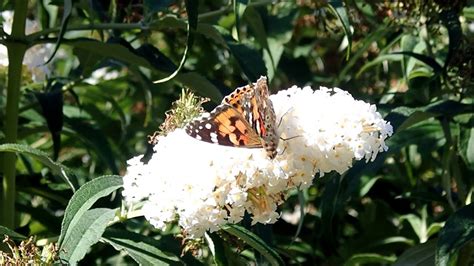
[0,144,77,191]
[221,224,284,266]
[0,225,27,240]
[102,228,181,265]
[58,175,122,247]
[436,203,474,266]
[59,208,116,264]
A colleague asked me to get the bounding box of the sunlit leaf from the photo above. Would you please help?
[0,144,77,191]
[58,175,122,247]
[59,208,116,264]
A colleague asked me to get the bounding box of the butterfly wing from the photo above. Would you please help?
[185,104,262,148]
[253,77,279,158]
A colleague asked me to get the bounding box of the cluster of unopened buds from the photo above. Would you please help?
[122,77,393,238]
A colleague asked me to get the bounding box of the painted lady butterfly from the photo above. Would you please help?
[185,76,279,159]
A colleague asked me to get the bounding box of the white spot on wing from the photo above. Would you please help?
[210,132,218,143]
[196,135,202,140]
[205,123,212,129]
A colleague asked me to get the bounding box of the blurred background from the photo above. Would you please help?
[0,0,473,264]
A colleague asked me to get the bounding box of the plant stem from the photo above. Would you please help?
[1,0,28,228]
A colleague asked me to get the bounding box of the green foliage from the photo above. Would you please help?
[0,0,473,265]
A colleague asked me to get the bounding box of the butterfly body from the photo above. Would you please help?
[185,76,278,159]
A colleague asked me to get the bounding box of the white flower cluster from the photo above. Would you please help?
[122,84,393,238]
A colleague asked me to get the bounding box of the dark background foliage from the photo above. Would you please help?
[0,0,473,265]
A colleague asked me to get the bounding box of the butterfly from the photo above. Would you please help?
[185,76,279,159]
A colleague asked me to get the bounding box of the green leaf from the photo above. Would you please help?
[391,51,443,74]
[58,175,123,247]
[205,233,227,266]
[0,144,77,191]
[44,0,72,64]
[344,253,396,266]
[176,72,223,103]
[394,240,436,266]
[436,203,474,265]
[320,174,343,248]
[463,6,474,20]
[197,23,228,46]
[234,0,248,41]
[221,224,284,266]
[0,225,27,240]
[143,0,174,13]
[356,54,403,77]
[59,208,116,264]
[327,0,352,59]
[65,38,155,69]
[440,10,462,68]
[459,123,474,170]
[102,228,181,265]
[358,176,381,197]
[293,189,305,240]
[228,42,267,81]
[396,111,436,133]
[339,25,393,80]
[34,84,64,160]
[399,214,423,241]
[244,6,273,68]
[153,0,198,83]
[64,117,119,174]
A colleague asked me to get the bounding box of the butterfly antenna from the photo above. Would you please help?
[277,107,294,128]
[279,135,302,141]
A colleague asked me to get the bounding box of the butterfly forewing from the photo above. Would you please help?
[185,105,262,147]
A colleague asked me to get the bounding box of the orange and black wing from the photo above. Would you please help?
[185,104,262,148]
